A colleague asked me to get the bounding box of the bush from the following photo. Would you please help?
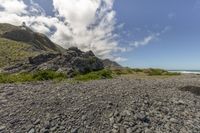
[0,70,67,83]
[112,68,134,75]
[0,73,33,83]
[132,68,144,73]
[74,69,113,81]
[144,68,180,76]
[32,70,66,81]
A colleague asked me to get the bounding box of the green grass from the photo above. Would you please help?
[0,38,39,67]
[0,70,67,83]
[0,68,180,83]
[142,68,181,76]
[74,69,113,81]
[111,68,134,75]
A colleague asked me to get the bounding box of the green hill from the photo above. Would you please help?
[0,38,40,67]
[0,23,64,68]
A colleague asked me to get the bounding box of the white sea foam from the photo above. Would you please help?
[169,70,200,74]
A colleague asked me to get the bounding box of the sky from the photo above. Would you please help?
[0,0,200,70]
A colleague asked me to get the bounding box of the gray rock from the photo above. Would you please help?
[3,47,104,76]
[33,119,40,125]
[71,128,79,133]
[28,128,35,133]
[126,128,133,133]
[0,125,6,131]
[169,118,178,123]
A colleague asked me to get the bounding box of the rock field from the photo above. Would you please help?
[0,75,200,133]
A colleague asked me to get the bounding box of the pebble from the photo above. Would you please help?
[28,128,35,133]
[33,119,40,125]
[0,125,6,131]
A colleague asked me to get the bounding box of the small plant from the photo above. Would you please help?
[32,70,66,81]
[144,68,180,76]
[0,70,67,83]
[111,68,134,75]
[74,69,113,81]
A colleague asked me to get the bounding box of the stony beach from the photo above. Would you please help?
[0,74,200,133]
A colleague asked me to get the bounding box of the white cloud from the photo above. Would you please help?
[130,26,171,47]
[0,0,27,15]
[131,35,156,47]
[0,0,126,61]
[113,57,127,62]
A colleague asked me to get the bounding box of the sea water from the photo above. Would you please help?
[168,70,200,74]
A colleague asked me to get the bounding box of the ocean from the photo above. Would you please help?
[168,70,200,74]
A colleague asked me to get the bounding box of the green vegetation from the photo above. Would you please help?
[0,38,39,67]
[111,68,134,75]
[74,69,113,81]
[0,68,180,83]
[110,68,180,76]
[0,70,67,83]
[142,68,181,76]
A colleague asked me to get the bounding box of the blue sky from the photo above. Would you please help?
[113,0,200,69]
[1,0,200,70]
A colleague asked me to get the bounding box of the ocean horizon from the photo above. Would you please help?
[168,70,200,74]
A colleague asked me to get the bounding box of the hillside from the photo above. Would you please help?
[0,23,64,52]
[102,59,122,68]
[0,23,121,73]
[0,23,64,67]
[0,38,40,67]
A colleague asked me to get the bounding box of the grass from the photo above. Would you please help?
[110,68,180,76]
[0,70,67,83]
[0,68,180,83]
[74,69,113,81]
[142,68,181,76]
[0,38,39,67]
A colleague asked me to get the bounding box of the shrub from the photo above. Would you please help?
[0,73,33,83]
[32,70,66,81]
[0,70,67,83]
[74,69,113,81]
[144,68,180,76]
[132,68,144,73]
[111,68,134,75]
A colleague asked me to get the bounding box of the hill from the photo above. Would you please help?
[0,23,64,67]
[102,59,122,68]
[0,23,63,52]
[0,23,121,75]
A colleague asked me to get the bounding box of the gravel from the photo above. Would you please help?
[0,74,200,133]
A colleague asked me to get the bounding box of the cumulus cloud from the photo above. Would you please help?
[0,0,126,62]
[0,0,170,62]
[0,0,27,15]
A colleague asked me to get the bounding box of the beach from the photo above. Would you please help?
[0,74,200,133]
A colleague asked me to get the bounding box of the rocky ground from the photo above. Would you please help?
[0,74,200,133]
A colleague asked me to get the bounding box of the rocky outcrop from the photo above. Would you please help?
[3,47,104,77]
